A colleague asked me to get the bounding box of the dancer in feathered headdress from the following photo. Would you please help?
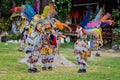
[74,36,90,73]
[25,20,44,73]
[75,10,91,72]
[74,8,104,73]
[35,20,57,71]
[10,1,75,73]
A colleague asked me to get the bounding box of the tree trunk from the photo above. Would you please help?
[21,0,25,5]
[12,0,16,7]
[0,0,3,18]
[38,0,40,14]
[0,7,1,18]
[40,0,52,13]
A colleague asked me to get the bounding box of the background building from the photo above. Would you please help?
[70,0,118,24]
[69,0,119,45]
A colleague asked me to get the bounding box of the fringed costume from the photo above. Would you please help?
[74,39,90,73]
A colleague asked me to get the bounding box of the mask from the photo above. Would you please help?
[46,31,50,35]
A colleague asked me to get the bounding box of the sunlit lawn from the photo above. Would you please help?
[0,42,120,80]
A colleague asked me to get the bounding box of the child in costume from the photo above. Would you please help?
[40,21,56,70]
[24,20,44,73]
[94,39,103,57]
[74,26,91,73]
[19,16,30,51]
[74,38,90,73]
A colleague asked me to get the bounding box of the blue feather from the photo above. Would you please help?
[79,9,91,29]
[23,4,36,22]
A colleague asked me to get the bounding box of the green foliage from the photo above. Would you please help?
[111,6,120,44]
[114,39,120,44]
[111,6,120,27]
[60,41,74,48]
[24,0,34,6]
[113,27,120,36]
[0,19,11,33]
[1,0,12,18]
[53,0,72,22]
[6,33,20,40]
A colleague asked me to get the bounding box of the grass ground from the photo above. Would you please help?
[0,42,120,80]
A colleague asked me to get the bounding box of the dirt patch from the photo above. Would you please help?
[0,74,5,77]
[0,71,6,77]
[20,54,76,67]
[102,50,120,58]
[92,49,120,58]
[20,49,120,67]
[53,54,76,67]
